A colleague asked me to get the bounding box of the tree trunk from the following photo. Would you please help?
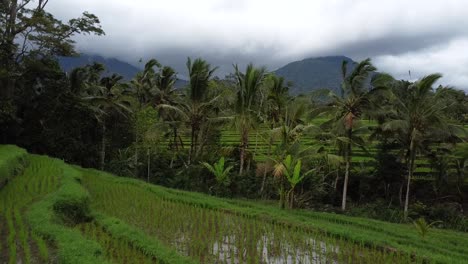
[341,129,352,211]
[260,136,273,195]
[100,121,106,170]
[341,152,350,211]
[189,126,198,165]
[1,1,18,101]
[173,127,179,151]
[188,128,195,164]
[239,127,249,175]
[147,147,150,183]
[333,170,339,191]
[134,134,138,178]
[404,137,416,219]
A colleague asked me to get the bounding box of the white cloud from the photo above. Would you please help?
[46,0,468,88]
[375,38,468,90]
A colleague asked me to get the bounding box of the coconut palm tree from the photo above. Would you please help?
[82,69,133,170]
[266,75,290,124]
[154,66,185,166]
[154,66,178,106]
[184,57,218,163]
[325,58,383,211]
[131,59,161,107]
[129,59,161,177]
[233,63,268,175]
[380,74,462,218]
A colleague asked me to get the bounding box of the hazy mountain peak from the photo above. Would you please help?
[275,56,358,95]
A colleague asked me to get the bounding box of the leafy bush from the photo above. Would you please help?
[52,179,92,224]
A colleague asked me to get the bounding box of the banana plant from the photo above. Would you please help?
[413,218,442,239]
[201,157,233,186]
[274,155,313,209]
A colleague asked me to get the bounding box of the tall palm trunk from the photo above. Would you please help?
[404,136,416,219]
[134,134,138,177]
[100,121,106,170]
[189,125,199,164]
[341,129,352,211]
[147,147,151,183]
[239,126,249,175]
[173,126,179,151]
[260,134,274,195]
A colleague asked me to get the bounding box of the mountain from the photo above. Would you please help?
[274,56,358,95]
[58,54,189,88]
[58,54,141,80]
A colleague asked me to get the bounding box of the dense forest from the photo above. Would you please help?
[1,0,467,233]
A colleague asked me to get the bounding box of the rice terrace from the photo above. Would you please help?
[1,0,468,263]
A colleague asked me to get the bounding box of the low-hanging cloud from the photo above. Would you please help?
[375,37,468,89]
[47,0,468,90]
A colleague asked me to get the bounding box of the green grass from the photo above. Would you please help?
[81,168,468,263]
[76,221,157,264]
[25,158,112,264]
[2,145,467,263]
[0,147,194,264]
[0,155,60,264]
[0,145,27,187]
[94,214,196,264]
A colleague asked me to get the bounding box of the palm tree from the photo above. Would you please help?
[184,57,218,163]
[325,58,382,211]
[258,75,291,193]
[131,59,161,107]
[266,75,290,124]
[154,66,185,166]
[82,69,133,170]
[234,63,268,175]
[380,74,460,218]
[154,66,178,106]
[130,59,161,177]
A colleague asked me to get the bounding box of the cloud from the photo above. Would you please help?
[47,0,468,89]
[375,37,468,90]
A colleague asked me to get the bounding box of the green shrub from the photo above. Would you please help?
[52,168,92,224]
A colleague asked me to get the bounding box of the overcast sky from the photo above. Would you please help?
[48,0,468,90]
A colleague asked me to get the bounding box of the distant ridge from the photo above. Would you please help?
[274,56,358,95]
[58,54,189,89]
[58,54,141,80]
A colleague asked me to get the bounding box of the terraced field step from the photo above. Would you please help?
[81,169,468,263]
[0,154,60,264]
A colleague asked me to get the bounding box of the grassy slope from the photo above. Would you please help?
[0,145,27,185]
[0,146,193,264]
[1,146,467,263]
[81,167,468,264]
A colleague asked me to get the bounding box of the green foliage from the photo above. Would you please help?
[187,57,218,102]
[52,179,93,224]
[0,145,27,186]
[96,214,197,264]
[412,218,441,239]
[201,157,233,186]
[0,1,104,103]
[0,152,105,263]
[81,167,468,263]
[274,155,311,208]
